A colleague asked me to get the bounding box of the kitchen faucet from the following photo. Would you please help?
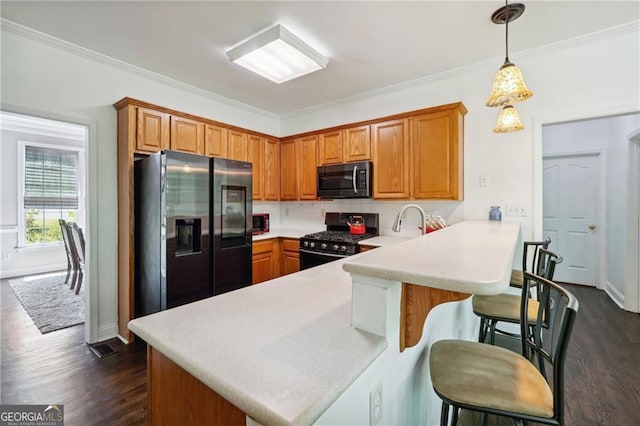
[392,204,427,235]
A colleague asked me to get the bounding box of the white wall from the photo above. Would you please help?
[542,113,640,298]
[281,22,640,252]
[2,20,638,342]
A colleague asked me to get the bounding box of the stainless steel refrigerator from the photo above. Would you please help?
[134,151,252,317]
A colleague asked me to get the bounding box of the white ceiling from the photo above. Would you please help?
[1,1,638,115]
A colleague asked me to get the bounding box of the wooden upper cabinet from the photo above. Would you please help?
[228,130,248,161]
[280,139,298,200]
[205,124,228,158]
[250,135,265,200]
[410,109,463,200]
[298,135,319,200]
[344,125,371,162]
[136,107,169,153]
[372,119,410,198]
[318,130,343,165]
[264,138,280,201]
[170,116,204,155]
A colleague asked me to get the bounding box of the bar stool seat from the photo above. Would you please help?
[430,339,553,419]
[472,293,540,324]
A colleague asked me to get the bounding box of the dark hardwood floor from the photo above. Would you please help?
[1,277,639,425]
[0,275,147,425]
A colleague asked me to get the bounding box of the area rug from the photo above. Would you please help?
[8,272,84,334]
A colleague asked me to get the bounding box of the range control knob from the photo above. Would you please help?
[333,244,339,251]
[303,241,309,247]
[310,242,315,248]
[321,243,327,250]
[341,245,347,252]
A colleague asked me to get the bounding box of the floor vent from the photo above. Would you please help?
[89,342,117,358]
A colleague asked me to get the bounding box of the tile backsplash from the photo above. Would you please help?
[254,199,465,237]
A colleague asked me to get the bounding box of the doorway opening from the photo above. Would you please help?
[540,112,640,310]
[0,111,90,336]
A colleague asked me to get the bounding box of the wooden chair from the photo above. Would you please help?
[58,219,78,287]
[430,273,579,426]
[69,222,86,295]
[473,247,562,344]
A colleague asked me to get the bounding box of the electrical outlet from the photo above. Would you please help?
[320,209,326,219]
[2,252,9,260]
[506,204,527,217]
[285,208,290,216]
[369,379,383,426]
[479,175,489,188]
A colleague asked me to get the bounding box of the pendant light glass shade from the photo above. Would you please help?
[486,61,533,107]
[493,105,524,133]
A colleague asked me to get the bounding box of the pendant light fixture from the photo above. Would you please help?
[485,2,533,108]
[493,105,524,133]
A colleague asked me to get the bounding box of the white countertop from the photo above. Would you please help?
[358,235,412,247]
[128,256,386,426]
[252,227,323,241]
[344,221,520,295]
[129,220,519,425]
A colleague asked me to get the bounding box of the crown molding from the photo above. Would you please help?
[281,20,640,121]
[0,18,279,121]
[0,110,87,141]
[2,17,637,123]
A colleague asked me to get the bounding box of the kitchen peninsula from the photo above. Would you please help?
[128,220,520,425]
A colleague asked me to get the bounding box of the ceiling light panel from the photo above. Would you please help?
[226,24,328,84]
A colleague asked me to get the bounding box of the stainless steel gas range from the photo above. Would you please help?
[299,212,379,270]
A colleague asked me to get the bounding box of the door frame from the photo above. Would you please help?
[626,128,640,312]
[1,103,99,342]
[533,103,640,311]
[542,150,606,290]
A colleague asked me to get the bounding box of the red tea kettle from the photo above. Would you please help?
[347,215,366,235]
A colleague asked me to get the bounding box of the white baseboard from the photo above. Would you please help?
[0,262,67,279]
[604,281,625,309]
[97,323,119,343]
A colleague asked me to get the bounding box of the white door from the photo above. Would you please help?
[543,154,600,286]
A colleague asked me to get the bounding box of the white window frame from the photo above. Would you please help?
[17,140,86,249]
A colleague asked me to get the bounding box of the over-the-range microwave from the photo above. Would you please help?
[317,161,372,199]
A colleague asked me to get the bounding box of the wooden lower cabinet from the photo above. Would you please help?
[281,238,300,275]
[251,238,300,284]
[148,346,245,426]
[252,239,279,284]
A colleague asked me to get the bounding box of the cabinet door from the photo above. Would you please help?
[344,125,371,162]
[280,140,298,200]
[252,240,276,284]
[280,238,300,276]
[250,135,265,200]
[228,130,248,161]
[205,124,228,158]
[170,116,204,154]
[136,107,169,153]
[410,110,463,200]
[264,138,280,200]
[298,135,318,200]
[318,130,343,165]
[371,119,409,198]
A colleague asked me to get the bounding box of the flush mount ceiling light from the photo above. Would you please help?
[493,104,525,133]
[486,1,533,108]
[226,24,328,84]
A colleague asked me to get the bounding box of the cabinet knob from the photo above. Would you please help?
[588,224,596,230]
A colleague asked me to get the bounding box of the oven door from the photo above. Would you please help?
[299,248,348,270]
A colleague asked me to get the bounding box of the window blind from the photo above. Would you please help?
[24,146,79,209]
